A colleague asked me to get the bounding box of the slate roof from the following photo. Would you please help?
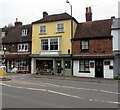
[74,19,112,39]
[32,13,78,24]
[2,24,32,43]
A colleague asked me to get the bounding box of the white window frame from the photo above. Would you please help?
[18,43,28,52]
[81,40,89,52]
[40,25,46,34]
[79,60,90,72]
[1,32,6,38]
[40,37,60,51]
[21,29,28,36]
[56,23,64,33]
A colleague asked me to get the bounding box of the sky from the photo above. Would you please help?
[0,0,120,27]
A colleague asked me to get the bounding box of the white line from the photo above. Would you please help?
[1,83,120,105]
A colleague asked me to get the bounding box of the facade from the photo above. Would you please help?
[30,12,78,76]
[0,19,32,73]
[72,19,114,79]
[111,18,120,77]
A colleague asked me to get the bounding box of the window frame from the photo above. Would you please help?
[56,23,64,33]
[21,29,28,36]
[40,37,60,51]
[40,25,46,34]
[79,60,90,73]
[18,43,28,52]
[81,40,89,52]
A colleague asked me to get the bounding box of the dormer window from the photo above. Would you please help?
[1,32,6,38]
[21,29,28,36]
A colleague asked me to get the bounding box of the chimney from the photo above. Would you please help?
[86,7,92,22]
[43,11,48,17]
[14,18,22,27]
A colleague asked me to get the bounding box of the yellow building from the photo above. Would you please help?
[30,12,78,76]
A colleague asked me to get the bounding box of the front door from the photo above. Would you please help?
[95,60,103,78]
[56,60,62,75]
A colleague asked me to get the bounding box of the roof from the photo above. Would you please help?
[32,13,78,24]
[74,19,112,39]
[111,18,120,29]
[2,24,32,43]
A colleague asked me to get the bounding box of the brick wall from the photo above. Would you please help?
[73,38,113,55]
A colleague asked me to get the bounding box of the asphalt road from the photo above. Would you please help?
[1,74,120,108]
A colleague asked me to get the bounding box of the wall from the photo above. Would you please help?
[32,20,77,55]
[73,60,95,78]
[104,59,114,79]
[73,38,113,55]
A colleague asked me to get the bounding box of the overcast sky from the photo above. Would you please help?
[0,0,119,27]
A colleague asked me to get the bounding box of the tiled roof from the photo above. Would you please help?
[2,24,32,43]
[74,19,112,39]
[32,13,78,24]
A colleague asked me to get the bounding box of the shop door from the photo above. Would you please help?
[56,60,62,74]
[95,60,103,78]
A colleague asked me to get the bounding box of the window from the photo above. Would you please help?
[41,38,59,51]
[21,29,28,36]
[18,44,28,52]
[64,60,71,69]
[50,39,58,50]
[79,60,90,72]
[81,40,89,52]
[41,39,48,50]
[1,32,6,38]
[57,23,64,33]
[40,25,46,34]
[16,59,28,71]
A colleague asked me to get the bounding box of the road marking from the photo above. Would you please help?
[1,82,120,105]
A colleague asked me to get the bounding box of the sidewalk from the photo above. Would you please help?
[32,74,119,84]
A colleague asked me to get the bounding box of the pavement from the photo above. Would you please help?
[31,74,119,84]
[0,73,119,84]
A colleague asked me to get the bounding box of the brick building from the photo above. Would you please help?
[0,19,32,73]
[72,7,114,78]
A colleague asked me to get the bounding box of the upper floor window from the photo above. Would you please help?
[18,43,28,52]
[41,38,59,51]
[40,25,46,34]
[1,32,6,38]
[81,40,89,52]
[57,23,64,33]
[21,29,28,36]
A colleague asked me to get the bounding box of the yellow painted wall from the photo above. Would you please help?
[32,20,77,55]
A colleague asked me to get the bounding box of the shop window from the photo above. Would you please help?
[79,60,90,72]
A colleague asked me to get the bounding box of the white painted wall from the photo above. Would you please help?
[112,30,119,51]
[104,60,114,79]
[73,60,95,78]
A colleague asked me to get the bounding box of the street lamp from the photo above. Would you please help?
[66,0,72,17]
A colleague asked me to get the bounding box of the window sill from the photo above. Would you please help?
[79,71,90,73]
[56,32,64,34]
[39,33,47,35]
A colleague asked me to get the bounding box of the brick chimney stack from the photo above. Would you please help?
[86,7,92,22]
[43,11,48,17]
[14,18,22,27]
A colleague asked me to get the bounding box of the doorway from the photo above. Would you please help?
[95,60,103,78]
[55,60,62,74]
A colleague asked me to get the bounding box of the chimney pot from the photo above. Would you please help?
[86,7,92,22]
[14,18,22,27]
[43,11,48,17]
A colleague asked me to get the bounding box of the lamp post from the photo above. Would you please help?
[66,0,73,75]
[3,47,6,65]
